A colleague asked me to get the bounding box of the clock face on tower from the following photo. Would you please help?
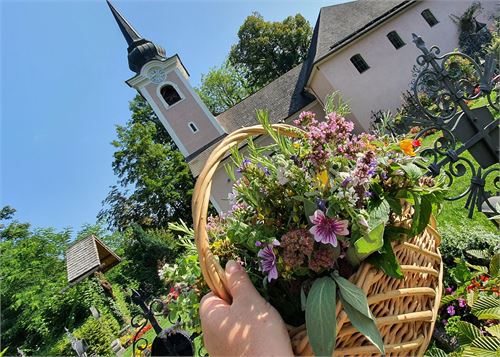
[147,66,166,84]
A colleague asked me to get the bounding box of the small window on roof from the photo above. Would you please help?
[350,54,370,73]
[188,122,198,133]
[387,31,406,49]
[160,85,182,106]
[421,9,439,27]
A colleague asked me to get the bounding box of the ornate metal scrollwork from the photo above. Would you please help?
[411,33,499,220]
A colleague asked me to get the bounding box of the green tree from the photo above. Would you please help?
[99,95,194,231]
[229,12,312,89]
[195,60,252,115]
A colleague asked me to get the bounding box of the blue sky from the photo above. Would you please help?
[1,0,342,233]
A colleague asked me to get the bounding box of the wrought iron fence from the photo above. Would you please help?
[409,33,499,220]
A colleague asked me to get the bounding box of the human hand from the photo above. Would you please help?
[199,260,294,357]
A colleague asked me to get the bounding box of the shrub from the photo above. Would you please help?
[439,224,499,267]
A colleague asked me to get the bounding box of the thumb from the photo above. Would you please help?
[225,260,260,302]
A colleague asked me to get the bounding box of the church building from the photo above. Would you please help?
[107,0,497,212]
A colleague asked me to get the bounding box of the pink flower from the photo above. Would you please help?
[447,305,456,316]
[256,240,280,282]
[309,210,349,247]
[458,298,466,308]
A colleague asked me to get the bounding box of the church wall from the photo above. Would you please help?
[143,70,222,155]
[311,0,497,132]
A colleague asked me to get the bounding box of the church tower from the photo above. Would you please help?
[107,1,225,160]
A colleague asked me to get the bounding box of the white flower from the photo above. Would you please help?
[277,166,289,185]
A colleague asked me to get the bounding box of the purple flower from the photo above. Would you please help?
[309,210,349,247]
[447,305,456,316]
[445,287,454,295]
[442,319,448,326]
[257,163,270,176]
[256,239,280,282]
[316,198,327,212]
[458,298,466,308]
[237,159,251,173]
[341,177,351,188]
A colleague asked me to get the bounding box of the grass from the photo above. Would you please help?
[420,95,498,233]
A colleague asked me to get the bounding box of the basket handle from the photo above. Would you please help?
[192,124,301,302]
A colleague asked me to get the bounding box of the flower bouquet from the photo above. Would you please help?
[193,98,446,356]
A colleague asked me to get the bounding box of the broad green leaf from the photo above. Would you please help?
[462,346,499,357]
[366,239,404,279]
[305,277,337,357]
[354,200,390,254]
[476,307,500,320]
[304,199,317,222]
[465,262,489,273]
[332,272,384,353]
[332,272,373,318]
[467,290,478,307]
[456,321,481,346]
[386,197,402,216]
[471,296,500,315]
[470,336,500,351]
[416,195,432,234]
[401,163,423,180]
[490,253,499,277]
[466,249,491,260]
[424,346,448,357]
[486,324,500,339]
[440,294,456,306]
[340,297,385,353]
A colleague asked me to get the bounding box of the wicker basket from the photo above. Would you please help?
[192,124,443,356]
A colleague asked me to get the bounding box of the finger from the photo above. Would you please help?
[200,292,228,318]
[225,260,261,302]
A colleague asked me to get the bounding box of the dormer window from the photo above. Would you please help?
[350,54,370,73]
[421,9,439,27]
[387,31,405,49]
[188,122,198,133]
[160,85,182,106]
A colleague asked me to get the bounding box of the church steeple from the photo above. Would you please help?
[107,0,166,73]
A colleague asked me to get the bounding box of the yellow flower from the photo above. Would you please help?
[399,139,416,156]
[316,170,329,188]
[293,142,301,149]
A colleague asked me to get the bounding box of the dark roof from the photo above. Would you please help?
[188,0,413,175]
[66,235,121,286]
[188,63,315,176]
[107,0,167,73]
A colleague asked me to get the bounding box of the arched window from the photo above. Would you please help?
[188,122,198,133]
[387,31,405,49]
[421,9,438,27]
[160,85,182,106]
[350,54,370,73]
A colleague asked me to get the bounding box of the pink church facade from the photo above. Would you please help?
[108,0,498,212]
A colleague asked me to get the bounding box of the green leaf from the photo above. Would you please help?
[401,163,423,180]
[466,249,491,260]
[301,285,306,312]
[470,336,500,351]
[366,239,404,279]
[354,200,390,254]
[486,324,500,339]
[303,199,317,223]
[386,197,402,216]
[440,294,456,306]
[467,290,478,307]
[305,277,337,357]
[476,307,500,320]
[490,253,499,277]
[416,195,432,234]
[332,272,384,353]
[455,321,481,346]
[424,346,447,357]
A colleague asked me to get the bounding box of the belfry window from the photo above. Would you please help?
[350,54,370,73]
[160,85,182,106]
[421,9,439,27]
[188,122,198,133]
[387,31,405,49]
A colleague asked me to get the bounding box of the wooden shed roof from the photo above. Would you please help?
[66,235,121,286]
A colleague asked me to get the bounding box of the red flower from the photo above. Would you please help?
[479,275,489,282]
[412,139,421,147]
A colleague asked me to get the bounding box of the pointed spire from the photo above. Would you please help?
[107,0,166,73]
[106,0,141,46]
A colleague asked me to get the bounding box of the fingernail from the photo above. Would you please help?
[226,260,240,273]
